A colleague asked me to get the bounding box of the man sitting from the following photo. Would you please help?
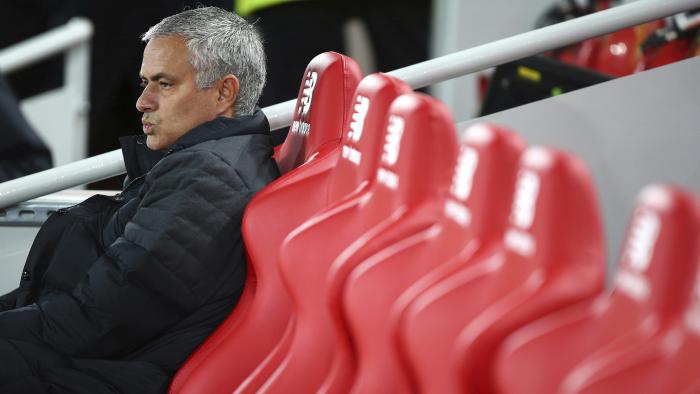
[0,7,279,393]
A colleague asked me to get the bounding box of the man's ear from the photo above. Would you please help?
[216,74,240,117]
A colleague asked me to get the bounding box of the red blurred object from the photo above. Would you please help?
[341,124,526,393]
[644,34,694,70]
[555,38,603,69]
[545,3,698,76]
[495,185,700,394]
[400,145,606,394]
[477,73,492,105]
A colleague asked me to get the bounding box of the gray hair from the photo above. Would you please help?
[142,7,266,116]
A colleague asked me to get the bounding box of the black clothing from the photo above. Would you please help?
[0,75,52,182]
[0,110,279,393]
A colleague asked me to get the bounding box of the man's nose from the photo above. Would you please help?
[136,88,156,113]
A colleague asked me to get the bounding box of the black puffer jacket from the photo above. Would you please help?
[0,110,279,393]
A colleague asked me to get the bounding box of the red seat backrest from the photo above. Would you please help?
[168,52,362,394]
[223,74,409,394]
[557,186,700,394]
[400,146,605,394]
[258,93,457,393]
[670,256,700,393]
[314,83,448,393]
[391,124,525,393]
[325,74,413,201]
[339,124,525,394]
[495,184,700,394]
[455,147,606,393]
[609,185,700,322]
[274,52,362,175]
[558,187,700,394]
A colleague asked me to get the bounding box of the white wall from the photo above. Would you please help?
[21,88,87,167]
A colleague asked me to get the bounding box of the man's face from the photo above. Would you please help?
[136,36,220,151]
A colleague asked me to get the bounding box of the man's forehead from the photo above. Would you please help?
[140,36,193,76]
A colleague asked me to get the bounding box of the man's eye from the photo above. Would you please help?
[159,81,172,88]
[139,80,147,88]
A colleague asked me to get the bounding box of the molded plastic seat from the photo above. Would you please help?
[560,188,700,394]
[666,293,700,393]
[258,93,458,393]
[225,73,410,394]
[339,124,525,393]
[399,146,606,394]
[494,185,700,394]
[591,21,663,76]
[274,52,362,175]
[168,52,362,394]
[562,324,700,394]
[391,125,525,394]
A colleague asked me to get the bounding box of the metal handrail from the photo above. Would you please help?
[0,17,93,73]
[1,0,699,209]
[0,17,93,171]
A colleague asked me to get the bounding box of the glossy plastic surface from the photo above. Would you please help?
[496,185,700,394]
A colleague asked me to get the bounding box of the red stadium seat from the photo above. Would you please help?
[495,184,700,394]
[400,146,605,394]
[394,124,525,394]
[591,20,670,77]
[274,52,362,175]
[340,124,525,393]
[561,324,699,394]
[231,73,411,393]
[666,295,700,393]
[258,93,458,393]
[168,52,362,394]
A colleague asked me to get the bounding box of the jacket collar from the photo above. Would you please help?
[119,134,164,181]
[119,108,270,180]
[168,108,270,152]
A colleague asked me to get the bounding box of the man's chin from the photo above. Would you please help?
[145,136,160,151]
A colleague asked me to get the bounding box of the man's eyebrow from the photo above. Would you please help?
[140,73,176,81]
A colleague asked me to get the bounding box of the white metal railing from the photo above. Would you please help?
[0,0,699,209]
[0,17,93,174]
[0,17,93,74]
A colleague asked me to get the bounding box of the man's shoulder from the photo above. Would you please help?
[195,132,272,162]
[153,133,279,192]
[189,133,276,176]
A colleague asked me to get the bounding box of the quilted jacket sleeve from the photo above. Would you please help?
[0,149,255,357]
